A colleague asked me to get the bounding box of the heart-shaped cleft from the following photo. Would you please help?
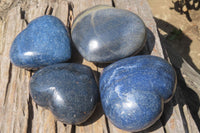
[71,5,146,63]
[10,15,71,70]
[29,63,99,124]
[100,55,177,132]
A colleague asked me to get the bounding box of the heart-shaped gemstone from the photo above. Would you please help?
[10,15,71,69]
[100,55,176,131]
[30,63,99,124]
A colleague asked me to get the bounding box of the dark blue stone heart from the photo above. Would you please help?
[71,5,146,63]
[100,55,176,132]
[29,63,99,124]
[10,15,71,69]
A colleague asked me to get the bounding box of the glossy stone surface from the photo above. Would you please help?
[71,5,146,63]
[100,55,177,132]
[29,63,99,124]
[10,15,71,70]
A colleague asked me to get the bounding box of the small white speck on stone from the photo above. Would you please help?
[49,87,56,90]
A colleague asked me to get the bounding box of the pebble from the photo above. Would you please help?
[71,5,146,63]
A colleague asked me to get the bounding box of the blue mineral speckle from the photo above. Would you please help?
[71,5,146,63]
[100,55,177,132]
[10,15,71,69]
[29,63,99,124]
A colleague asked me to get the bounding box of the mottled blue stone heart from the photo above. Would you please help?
[100,55,176,132]
[29,63,99,124]
[10,15,71,70]
[71,5,146,63]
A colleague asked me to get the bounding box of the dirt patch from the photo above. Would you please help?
[148,0,200,73]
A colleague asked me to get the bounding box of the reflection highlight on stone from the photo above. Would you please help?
[24,51,35,56]
[88,39,99,51]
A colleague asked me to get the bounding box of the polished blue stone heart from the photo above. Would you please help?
[100,55,176,132]
[29,63,99,124]
[10,15,71,69]
[71,5,146,63]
